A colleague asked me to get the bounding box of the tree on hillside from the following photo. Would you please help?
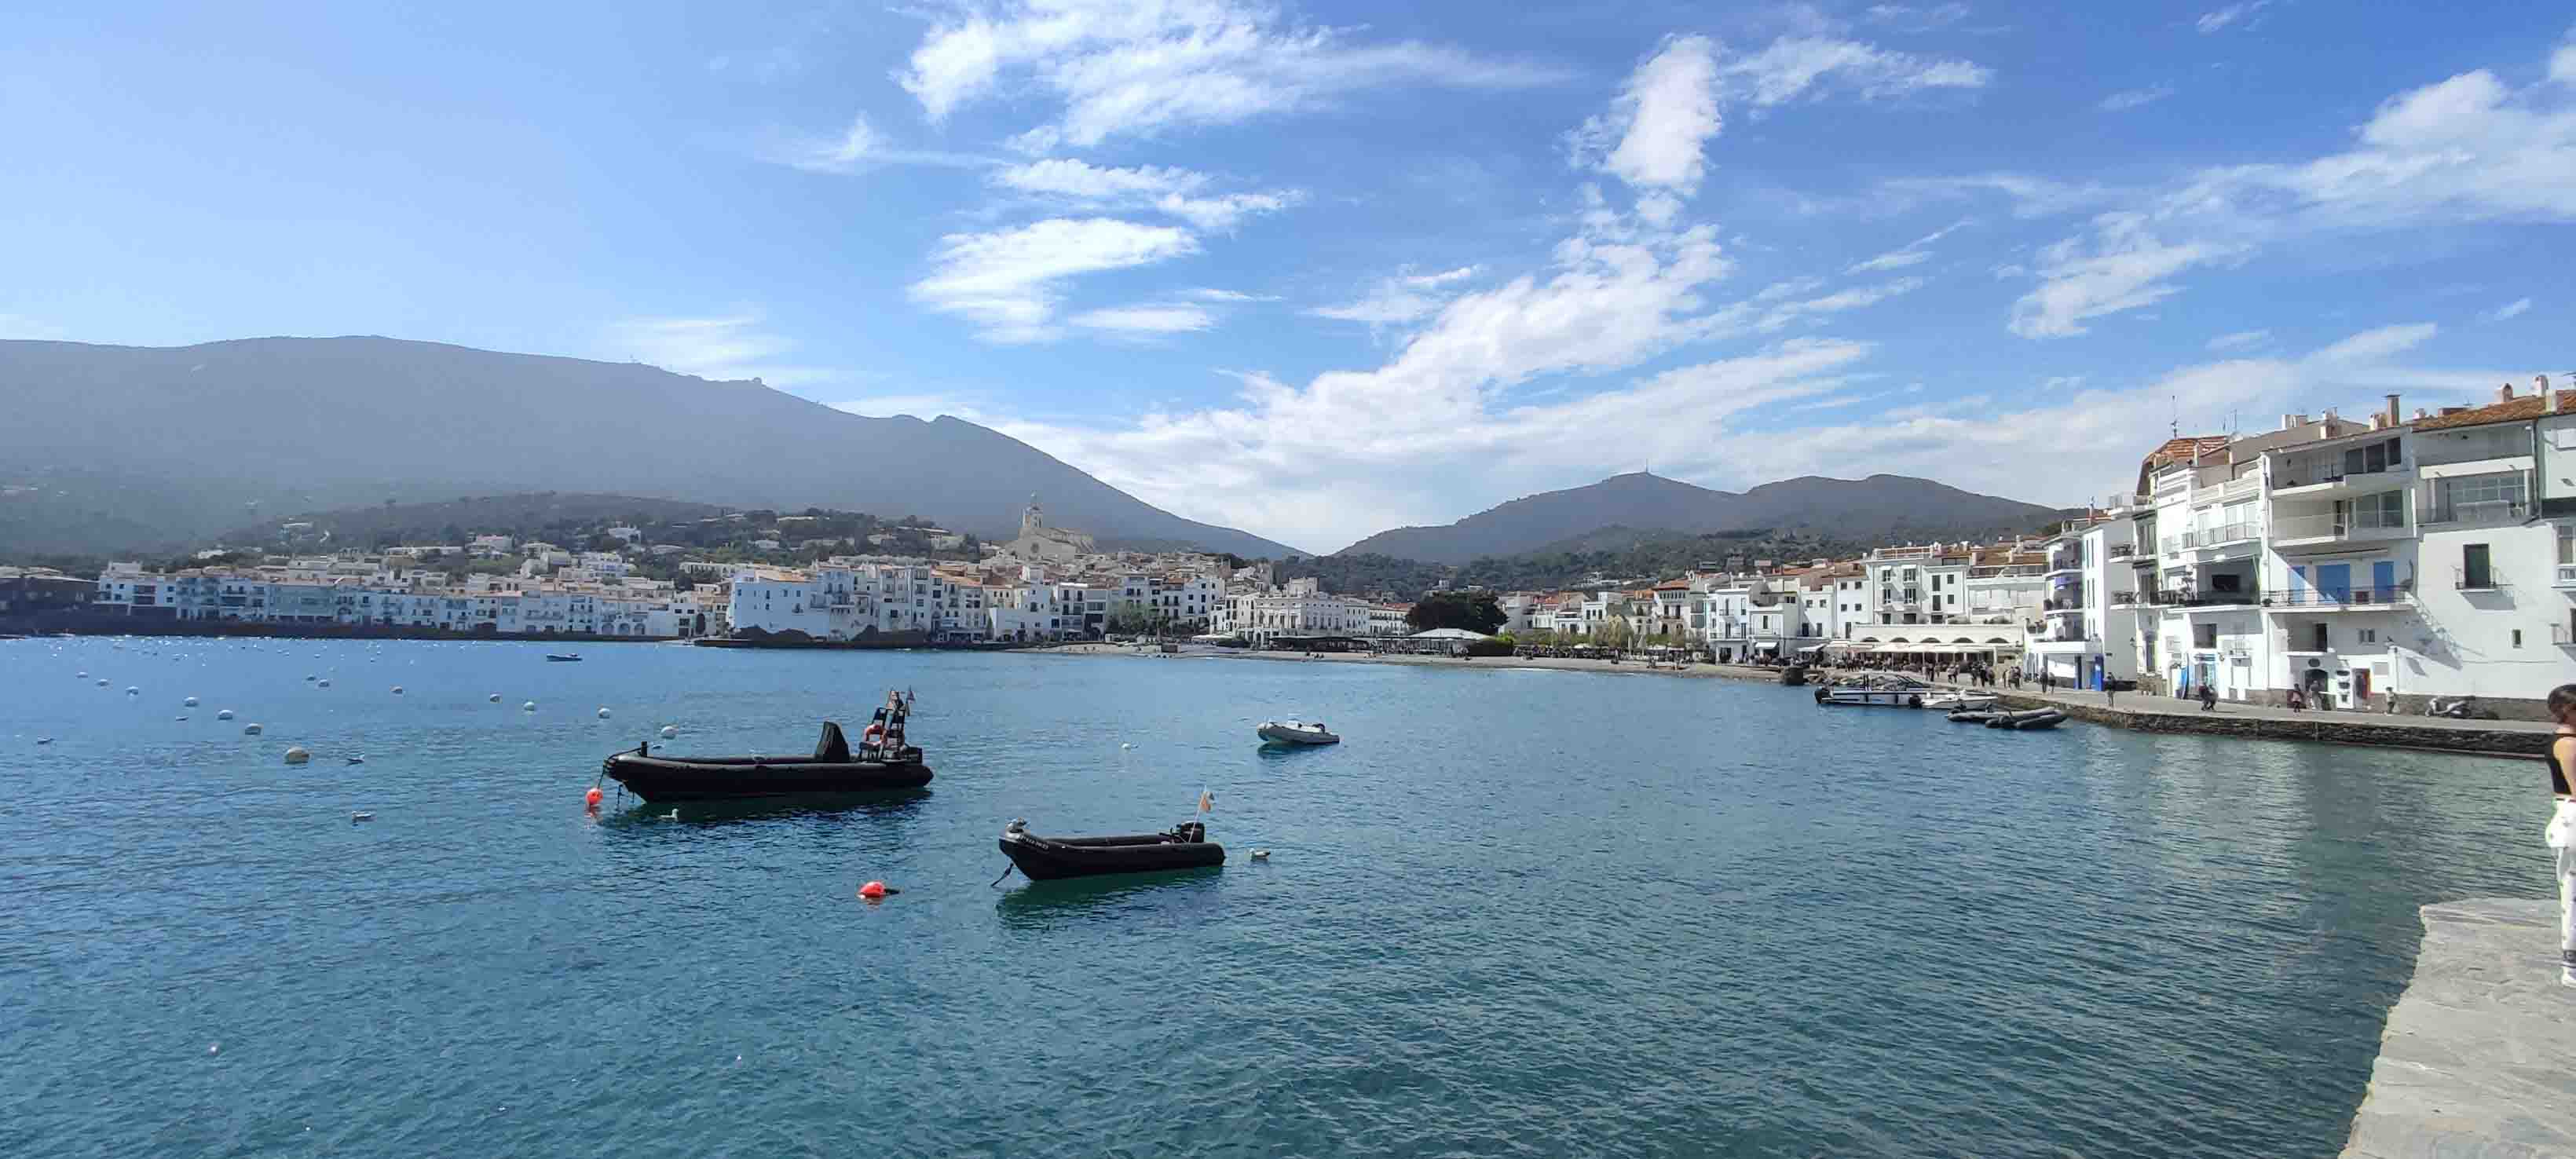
[1405,590,1506,634]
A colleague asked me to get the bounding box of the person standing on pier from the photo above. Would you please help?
[2549,685,2576,987]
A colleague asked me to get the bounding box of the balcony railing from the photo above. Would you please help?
[2273,512,2409,541]
[2273,455,2406,490]
[2556,564,2576,590]
[2271,586,2409,608]
[2454,567,2506,591]
[2116,587,2265,608]
[2557,623,2576,646]
[2420,499,2528,528]
[2106,543,2135,558]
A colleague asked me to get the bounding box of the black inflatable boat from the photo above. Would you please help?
[602,692,932,803]
[998,820,1224,881]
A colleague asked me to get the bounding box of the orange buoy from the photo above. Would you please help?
[584,786,603,808]
[858,880,887,899]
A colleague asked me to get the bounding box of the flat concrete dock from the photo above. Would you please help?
[2340,899,2576,1159]
[1996,689,2553,757]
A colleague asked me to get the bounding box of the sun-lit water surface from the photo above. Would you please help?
[0,638,2549,1157]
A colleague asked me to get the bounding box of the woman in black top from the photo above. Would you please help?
[2545,685,2576,987]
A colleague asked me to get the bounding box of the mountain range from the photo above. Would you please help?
[1337,470,2067,565]
[0,337,1301,558]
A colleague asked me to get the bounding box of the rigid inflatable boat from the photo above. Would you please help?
[600,691,931,802]
[1984,708,2067,730]
[998,819,1224,881]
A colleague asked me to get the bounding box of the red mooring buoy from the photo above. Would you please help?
[584,786,603,809]
[858,880,887,900]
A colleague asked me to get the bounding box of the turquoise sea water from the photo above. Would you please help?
[0,638,2552,1157]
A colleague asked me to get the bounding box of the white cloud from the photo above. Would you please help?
[1863,4,1971,32]
[602,315,830,386]
[1847,220,1967,272]
[1718,36,1992,108]
[1154,189,1300,231]
[2099,83,2175,112]
[908,218,1200,342]
[756,113,991,173]
[1757,277,1927,331]
[896,0,1567,148]
[2165,65,2576,232]
[2307,322,2437,364]
[1686,324,2506,519]
[1308,266,1482,326]
[2555,42,2576,84]
[2206,329,2270,351]
[992,158,1301,231]
[997,214,1751,547]
[993,157,1206,198]
[2485,297,2534,322]
[2194,2,2267,34]
[1182,287,1275,302]
[1571,35,1723,196]
[1068,303,1217,334]
[2007,214,2241,338]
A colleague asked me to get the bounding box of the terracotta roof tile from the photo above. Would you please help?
[2411,391,2576,432]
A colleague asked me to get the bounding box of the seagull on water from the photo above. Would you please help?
[346,755,365,765]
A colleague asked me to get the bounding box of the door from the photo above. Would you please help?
[2289,565,2308,604]
[2461,544,2492,590]
[2371,561,2396,603]
[2315,563,2353,605]
[2311,623,2329,652]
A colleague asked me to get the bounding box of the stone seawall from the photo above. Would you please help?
[2339,899,2574,1159]
[1994,694,2551,757]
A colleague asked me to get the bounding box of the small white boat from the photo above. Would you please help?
[1813,672,1937,707]
[1257,718,1340,745]
[1923,691,2000,711]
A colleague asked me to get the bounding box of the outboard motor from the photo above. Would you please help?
[1171,821,1206,843]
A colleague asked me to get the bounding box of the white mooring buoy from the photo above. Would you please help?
[183,696,199,707]
[217,709,235,720]
[243,723,264,736]
[660,726,679,740]
[284,747,311,765]
[597,707,612,719]
[522,700,537,712]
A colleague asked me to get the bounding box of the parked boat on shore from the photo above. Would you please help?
[1947,708,2003,724]
[599,690,930,802]
[1813,672,1935,707]
[1924,690,2000,711]
[1257,718,1340,745]
[998,819,1224,880]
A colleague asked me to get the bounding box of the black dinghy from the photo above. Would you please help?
[1985,707,2067,730]
[601,691,931,803]
[998,819,1224,881]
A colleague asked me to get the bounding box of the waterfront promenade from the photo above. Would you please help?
[2339,900,2576,1159]
[1996,688,2554,757]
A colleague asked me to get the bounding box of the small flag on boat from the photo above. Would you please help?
[1198,788,1214,813]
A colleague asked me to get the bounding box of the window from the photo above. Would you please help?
[2349,490,2405,528]
[2461,543,2493,590]
[2358,628,2377,644]
[2513,628,2524,649]
[2435,473,2527,521]
[2311,623,2329,652]
[2193,624,2217,649]
[2344,437,2401,476]
[2560,525,2574,567]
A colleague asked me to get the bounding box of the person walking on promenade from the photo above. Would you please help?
[2545,685,2576,987]
[2198,683,2218,712]
[2105,681,2117,708]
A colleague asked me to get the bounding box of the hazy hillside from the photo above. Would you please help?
[1337,471,2065,565]
[0,337,1301,558]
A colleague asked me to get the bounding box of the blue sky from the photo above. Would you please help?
[5,2,2572,552]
